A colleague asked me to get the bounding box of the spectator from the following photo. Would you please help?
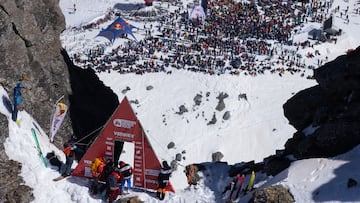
[59,142,76,177]
[156,161,172,200]
[118,161,133,194]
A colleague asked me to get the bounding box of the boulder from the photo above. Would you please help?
[175,153,182,161]
[194,93,202,106]
[251,185,295,203]
[212,151,224,162]
[207,113,217,125]
[223,111,231,120]
[167,142,175,149]
[146,85,153,91]
[176,105,188,115]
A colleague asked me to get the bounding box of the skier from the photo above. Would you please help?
[12,81,23,123]
[118,161,133,193]
[156,161,172,200]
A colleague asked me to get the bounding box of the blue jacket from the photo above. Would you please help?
[13,82,23,105]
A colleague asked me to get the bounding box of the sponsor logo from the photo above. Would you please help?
[114,131,134,139]
[113,119,136,129]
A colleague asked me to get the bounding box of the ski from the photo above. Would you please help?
[31,128,48,167]
[53,175,70,181]
[227,180,237,201]
[227,174,242,201]
[234,174,245,199]
[32,121,43,136]
[244,171,255,195]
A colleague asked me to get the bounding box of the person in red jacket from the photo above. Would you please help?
[59,142,75,177]
[106,169,122,203]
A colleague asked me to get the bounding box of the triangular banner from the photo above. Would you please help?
[72,97,174,192]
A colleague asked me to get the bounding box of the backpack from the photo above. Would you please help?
[90,158,103,173]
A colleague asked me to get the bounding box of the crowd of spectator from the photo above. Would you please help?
[69,0,346,78]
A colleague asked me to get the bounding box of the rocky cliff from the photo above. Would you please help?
[0,0,71,202]
[283,46,360,159]
[0,0,72,143]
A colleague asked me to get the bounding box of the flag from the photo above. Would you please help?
[50,102,68,142]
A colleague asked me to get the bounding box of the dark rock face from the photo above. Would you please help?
[61,50,119,148]
[263,155,291,176]
[1,1,69,202]
[250,185,295,203]
[284,46,360,159]
[283,86,325,130]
